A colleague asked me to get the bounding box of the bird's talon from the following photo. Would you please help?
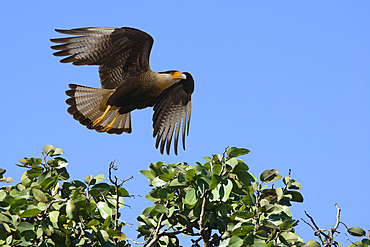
[102,124,113,132]
[93,117,104,127]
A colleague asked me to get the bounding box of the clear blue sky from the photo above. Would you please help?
[1,1,369,245]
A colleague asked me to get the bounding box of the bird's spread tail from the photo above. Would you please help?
[66,84,131,134]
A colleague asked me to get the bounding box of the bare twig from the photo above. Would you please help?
[160,222,197,237]
[222,146,229,160]
[282,169,292,193]
[334,203,341,230]
[107,161,134,247]
[345,233,357,246]
[126,238,145,245]
[304,210,328,237]
[41,152,50,171]
[117,219,133,227]
[44,199,68,215]
[147,219,198,246]
[146,201,170,247]
[191,237,202,247]
[210,155,215,173]
[108,161,133,229]
[209,233,222,245]
[303,204,342,247]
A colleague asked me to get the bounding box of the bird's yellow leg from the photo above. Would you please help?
[101,113,120,132]
[93,105,112,127]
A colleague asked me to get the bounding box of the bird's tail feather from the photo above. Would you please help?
[66,84,131,134]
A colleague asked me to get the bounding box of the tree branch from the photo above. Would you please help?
[302,204,342,247]
[199,189,211,247]
[44,199,68,215]
[126,238,145,245]
[146,201,170,247]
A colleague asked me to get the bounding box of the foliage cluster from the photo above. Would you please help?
[138,147,304,247]
[0,145,130,247]
[0,145,368,247]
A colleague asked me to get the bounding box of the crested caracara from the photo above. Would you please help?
[51,27,194,155]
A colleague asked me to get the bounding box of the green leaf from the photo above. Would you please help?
[228,236,244,247]
[72,238,85,246]
[51,148,64,156]
[279,232,303,245]
[0,213,12,223]
[223,179,233,202]
[56,167,69,180]
[27,166,44,178]
[195,178,209,197]
[262,220,277,229]
[209,174,222,190]
[94,174,105,183]
[227,147,250,157]
[154,204,168,214]
[289,181,301,190]
[49,211,59,223]
[276,187,283,201]
[203,156,211,161]
[157,188,171,199]
[32,188,48,203]
[185,188,198,206]
[17,222,34,233]
[230,210,255,220]
[283,176,290,185]
[48,157,68,169]
[138,224,152,236]
[279,219,295,230]
[0,168,6,175]
[86,219,100,227]
[348,227,366,237]
[40,176,58,190]
[186,169,196,181]
[285,191,304,202]
[362,239,370,247]
[159,172,176,182]
[305,240,321,247]
[260,169,282,183]
[90,183,111,196]
[140,168,156,182]
[169,177,188,187]
[118,187,129,197]
[152,177,167,187]
[66,200,75,220]
[84,175,93,184]
[20,208,42,217]
[43,145,55,155]
[231,223,254,236]
[210,183,223,202]
[235,170,254,186]
[107,229,126,240]
[101,215,112,230]
[97,201,112,219]
[261,204,275,213]
[98,229,109,243]
[233,161,250,173]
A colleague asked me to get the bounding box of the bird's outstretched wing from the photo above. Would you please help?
[150,72,195,155]
[51,27,154,89]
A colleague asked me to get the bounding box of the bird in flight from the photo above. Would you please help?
[51,27,194,155]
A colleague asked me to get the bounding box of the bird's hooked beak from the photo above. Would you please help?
[172,71,187,80]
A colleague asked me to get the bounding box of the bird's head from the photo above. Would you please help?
[156,70,187,90]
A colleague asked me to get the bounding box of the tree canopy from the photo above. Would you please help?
[0,145,368,246]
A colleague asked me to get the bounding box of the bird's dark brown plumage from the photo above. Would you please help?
[51,27,194,154]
